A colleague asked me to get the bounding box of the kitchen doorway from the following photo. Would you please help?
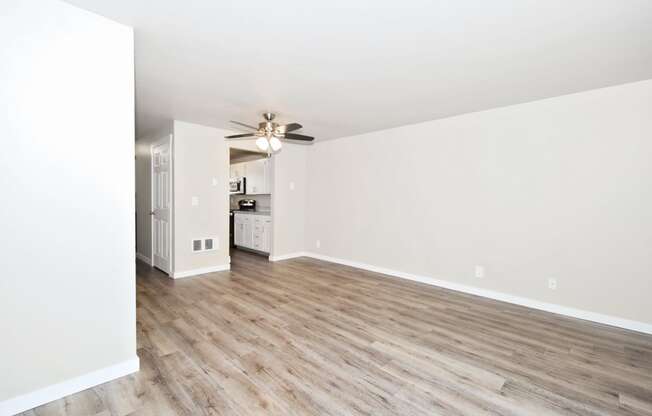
[228,146,273,263]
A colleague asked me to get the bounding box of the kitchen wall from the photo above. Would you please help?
[231,194,271,211]
[173,121,230,275]
[0,0,137,412]
[306,79,652,326]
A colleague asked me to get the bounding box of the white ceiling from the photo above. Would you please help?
[66,0,652,140]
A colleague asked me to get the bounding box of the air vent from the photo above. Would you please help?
[191,237,218,253]
[204,237,217,251]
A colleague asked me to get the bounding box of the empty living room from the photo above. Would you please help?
[1,0,651,415]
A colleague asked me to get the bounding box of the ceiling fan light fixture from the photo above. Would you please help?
[226,113,314,154]
[255,136,269,151]
[269,136,282,152]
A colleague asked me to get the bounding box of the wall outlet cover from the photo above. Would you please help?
[548,278,557,290]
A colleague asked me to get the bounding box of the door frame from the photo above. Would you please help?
[150,134,174,276]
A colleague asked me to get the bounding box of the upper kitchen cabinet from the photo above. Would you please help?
[246,158,272,195]
[230,162,246,178]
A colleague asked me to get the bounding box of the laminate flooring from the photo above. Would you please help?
[20,250,652,415]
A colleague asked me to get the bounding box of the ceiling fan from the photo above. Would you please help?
[224,112,314,154]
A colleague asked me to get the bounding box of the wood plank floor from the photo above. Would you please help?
[21,250,652,415]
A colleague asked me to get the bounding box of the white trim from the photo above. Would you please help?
[302,252,652,335]
[172,264,230,279]
[268,252,308,262]
[135,252,152,265]
[0,356,139,416]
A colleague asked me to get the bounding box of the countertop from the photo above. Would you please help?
[232,210,271,216]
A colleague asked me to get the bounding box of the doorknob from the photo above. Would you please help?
[149,211,155,215]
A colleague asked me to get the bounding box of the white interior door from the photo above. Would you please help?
[152,140,171,274]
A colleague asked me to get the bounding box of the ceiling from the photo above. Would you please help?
[66,0,652,140]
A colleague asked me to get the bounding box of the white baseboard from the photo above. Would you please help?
[0,356,139,416]
[269,252,309,262]
[172,264,230,279]
[135,252,152,265]
[302,252,652,335]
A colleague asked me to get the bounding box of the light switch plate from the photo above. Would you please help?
[289,181,295,190]
[475,265,484,278]
[191,196,199,206]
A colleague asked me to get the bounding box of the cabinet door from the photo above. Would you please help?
[235,214,253,248]
[234,216,243,246]
[262,218,272,252]
[252,217,263,251]
[231,162,246,178]
[246,159,265,194]
[242,216,253,248]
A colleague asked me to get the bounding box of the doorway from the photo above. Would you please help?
[228,146,273,264]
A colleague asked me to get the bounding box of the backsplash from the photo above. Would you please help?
[230,194,271,211]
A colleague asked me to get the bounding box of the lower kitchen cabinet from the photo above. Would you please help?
[234,212,271,253]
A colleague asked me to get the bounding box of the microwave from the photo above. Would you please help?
[229,177,246,194]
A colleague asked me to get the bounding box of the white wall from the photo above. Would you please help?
[172,121,230,274]
[0,0,136,411]
[271,144,309,258]
[135,125,309,274]
[306,79,652,326]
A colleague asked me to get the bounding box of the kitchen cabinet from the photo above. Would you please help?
[245,158,272,195]
[234,212,271,253]
[252,216,272,252]
[230,162,246,179]
[230,159,271,195]
[234,215,244,246]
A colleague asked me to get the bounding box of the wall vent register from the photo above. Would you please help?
[191,238,218,252]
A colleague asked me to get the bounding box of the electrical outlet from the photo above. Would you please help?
[475,265,484,278]
[548,278,557,290]
[315,240,321,249]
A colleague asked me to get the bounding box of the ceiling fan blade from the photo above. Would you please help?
[277,123,303,133]
[225,133,256,139]
[283,133,314,141]
[229,120,258,130]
